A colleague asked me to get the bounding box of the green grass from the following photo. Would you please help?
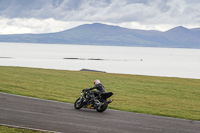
[0,66,200,121]
[0,125,47,133]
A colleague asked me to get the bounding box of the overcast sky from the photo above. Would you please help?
[1,0,200,34]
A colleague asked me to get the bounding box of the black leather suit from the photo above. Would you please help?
[88,83,106,97]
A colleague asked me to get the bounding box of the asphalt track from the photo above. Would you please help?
[0,92,199,133]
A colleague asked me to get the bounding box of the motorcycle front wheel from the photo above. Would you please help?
[96,102,108,112]
[74,98,84,109]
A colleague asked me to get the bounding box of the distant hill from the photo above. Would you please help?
[164,26,200,48]
[0,23,200,48]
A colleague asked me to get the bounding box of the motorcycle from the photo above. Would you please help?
[74,89,113,112]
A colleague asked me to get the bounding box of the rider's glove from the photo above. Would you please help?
[82,88,89,91]
[85,88,90,91]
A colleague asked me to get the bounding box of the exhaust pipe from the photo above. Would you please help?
[107,99,113,104]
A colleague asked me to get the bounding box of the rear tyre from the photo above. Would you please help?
[74,98,84,109]
[96,102,108,112]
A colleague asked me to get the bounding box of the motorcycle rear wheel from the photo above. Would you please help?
[74,98,84,109]
[96,102,108,112]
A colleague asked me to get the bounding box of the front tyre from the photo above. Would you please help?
[74,98,84,109]
[96,102,108,112]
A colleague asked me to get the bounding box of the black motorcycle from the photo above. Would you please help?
[74,89,113,112]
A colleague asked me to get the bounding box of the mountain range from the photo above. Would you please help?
[0,23,200,48]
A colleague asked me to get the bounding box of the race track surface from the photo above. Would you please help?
[0,92,199,133]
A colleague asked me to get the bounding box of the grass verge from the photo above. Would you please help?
[0,66,200,121]
[0,125,48,133]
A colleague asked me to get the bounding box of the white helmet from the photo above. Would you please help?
[94,79,100,85]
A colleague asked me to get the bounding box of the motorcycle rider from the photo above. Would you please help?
[85,79,106,101]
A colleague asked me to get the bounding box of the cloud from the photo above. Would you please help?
[1,0,200,23]
[0,17,89,34]
[1,0,200,33]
